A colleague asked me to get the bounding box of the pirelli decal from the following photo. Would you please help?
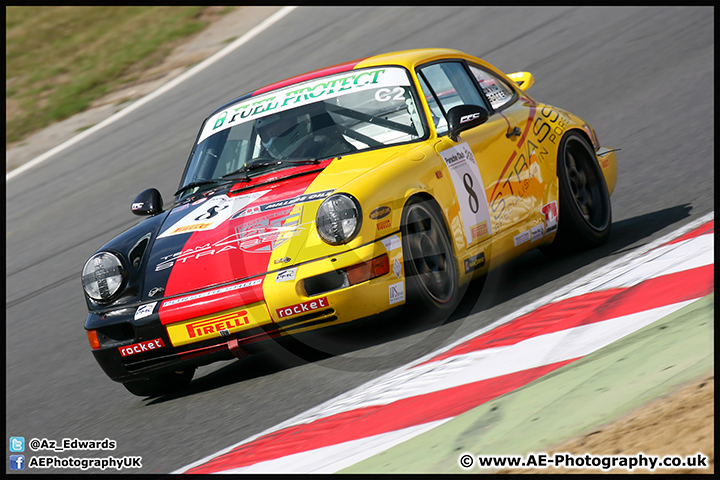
[165,303,272,347]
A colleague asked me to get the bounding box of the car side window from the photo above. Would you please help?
[418,74,448,135]
[417,62,487,135]
[468,64,516,111]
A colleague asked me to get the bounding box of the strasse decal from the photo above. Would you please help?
[119,338,165,357]
[154,207,308,270]
[276,297,329,319]
[165,303,272,347]
[162,279,263,307]
[158,191,269,239]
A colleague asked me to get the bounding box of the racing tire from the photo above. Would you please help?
[122,368,195,397]
[543,132,611,256]
[401,198,460,318]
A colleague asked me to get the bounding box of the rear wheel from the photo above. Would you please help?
[122,368,195,397]
[544,132,611,255]
[401,198,460,317]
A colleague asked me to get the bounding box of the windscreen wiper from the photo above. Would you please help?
[174,177,240,196]
[220,158,323,180]
[178,158,330,196]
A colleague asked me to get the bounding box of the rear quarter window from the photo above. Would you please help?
[468,64,516,111]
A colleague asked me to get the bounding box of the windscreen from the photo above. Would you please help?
[178,66,426,196]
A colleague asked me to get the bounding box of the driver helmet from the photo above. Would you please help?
[256,111,312,159]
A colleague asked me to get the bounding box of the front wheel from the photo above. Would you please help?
[544,132,611,255]
[122,368,195,397]
[401,198,460,317]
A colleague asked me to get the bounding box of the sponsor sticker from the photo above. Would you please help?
[377,219,391,231]
[232,190,334,218]
[165,303,272,347]
[134,302,157,321]
[389,281,405,305]
[542,201,558,233]
[464,252,486,274]
[276,297,329,319]
[162,278,262,307]
[118,338,165,357]
[513,230,531,247]
[369,206,391,220]
[199,67,411,144]
[381,234,402,252]
[276,268,297,282]
[439,142,492,246]
[531,223,545,242]
[393,257,402,278]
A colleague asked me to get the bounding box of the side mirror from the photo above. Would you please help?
[132,188,163,216]
[506,71,535,91]
[447,105,489,142]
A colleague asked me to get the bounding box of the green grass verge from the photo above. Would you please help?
[6,6,233,146]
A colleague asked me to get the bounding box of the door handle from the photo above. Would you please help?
[506,126,521,138]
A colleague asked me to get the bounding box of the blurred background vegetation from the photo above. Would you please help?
[6,6,234,147]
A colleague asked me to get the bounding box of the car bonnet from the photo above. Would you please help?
[142,169,332,305]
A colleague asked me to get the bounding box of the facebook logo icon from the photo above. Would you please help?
[9,455,25,470]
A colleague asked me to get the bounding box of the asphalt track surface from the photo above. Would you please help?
[5,6,713,474]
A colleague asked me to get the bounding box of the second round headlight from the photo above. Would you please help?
[316,193,362,245]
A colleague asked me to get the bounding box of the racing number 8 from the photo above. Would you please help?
[463,173,479,214]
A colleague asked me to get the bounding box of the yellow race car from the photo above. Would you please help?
[82,48,617,396]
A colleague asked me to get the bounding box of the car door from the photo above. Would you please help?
[467,63,545,238]
[417,60,536,249]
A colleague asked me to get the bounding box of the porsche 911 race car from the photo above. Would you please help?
[82,48,617,396]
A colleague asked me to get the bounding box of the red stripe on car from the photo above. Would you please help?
[252,58,367,96]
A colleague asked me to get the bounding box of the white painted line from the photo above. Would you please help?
[247,300,698,430]
[256,214,716,434]
[6,6,297,182]
[188,300,698,474]
[223,420,451,474]
[174,213,714,473]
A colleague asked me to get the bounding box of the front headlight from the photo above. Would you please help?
[82,252,125,301]
[316,193,362,245]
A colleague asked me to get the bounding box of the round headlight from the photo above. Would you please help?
[82,252,125,301]
[316,193,362,245]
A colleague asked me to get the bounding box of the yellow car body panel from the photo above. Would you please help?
[257,48,618,328]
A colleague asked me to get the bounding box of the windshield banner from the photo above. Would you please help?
[198,67,411,144]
